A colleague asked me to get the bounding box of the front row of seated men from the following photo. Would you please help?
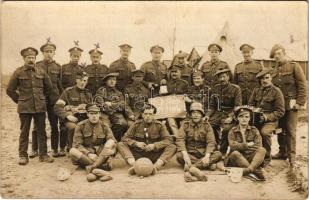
[68,101,267,181]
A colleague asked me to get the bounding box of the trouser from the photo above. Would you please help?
[227,147,266,171]
[117,142,176,164]
[277,110,298,160]
[32,105,65,151]
[19,113,47,158]
[259,121,277,163]
[64,122,77,149]
[101,113,128,142]
[176,151,222,169]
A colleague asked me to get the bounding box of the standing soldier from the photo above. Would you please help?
[6,47,59,165]
[69,104,117,173]
[200,43,233,88]
[31,39,66,158]
[85,43,109,95]
[205,69,242,154]
[141,45,168,95]
[249,69,285,166]
[54,71,93,151]
[95,73,135,141]
[269,44,307,167]
[124,69,150,125]
[109,44,136,92]
[117,103,176,172]
[174,51,193,85]
[234,44,263,104]
[61,41,83,90]
[176,102,222,171]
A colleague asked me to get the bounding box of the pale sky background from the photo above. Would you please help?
[1,1,308,75]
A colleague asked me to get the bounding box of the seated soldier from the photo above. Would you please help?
[205,69,242,154]
[226,106,266,181]
[176,102,222,170]
[124,69,150,126]
[184,70,211,112]
[249,69,285,166]
[117,103,176,173]
[69,103,117,172]
[54,71,93,150]
[95,72,134,142]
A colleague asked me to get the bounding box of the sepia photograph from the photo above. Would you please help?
[0,1,308,199]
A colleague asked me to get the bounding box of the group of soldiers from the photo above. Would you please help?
[6,39,307,182]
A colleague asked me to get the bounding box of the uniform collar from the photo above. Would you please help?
[44,59,54,64]
[262,84,273,90]
[152,60,161,65]
[120,57,128,62]
[278,59,288,66]
[244,59,253,63]
[211,59,220,65]
[70,61,79,66]
[234,124,252,132]
[84,120,104,137]
[190,120,203,128]
[106,86,117,92]
[74,85,86,92]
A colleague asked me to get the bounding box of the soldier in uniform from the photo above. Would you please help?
[205,69,242,154]
[249,69,285,165]
[69,104,117,172]
[269,44,307,167]
[166,65,189,95]
[174,51,193,85]
[200,43,233,88]
[6,47,58,165]
[54,71,93,150]
[234,44,263,104]
[184,70,211,112]
[31,39,65,158]
[227,106,266,181]
[85,44,109,95]
[61,42,83,89]
[141,45,168,95]
[124,69,150,125]
[109,44,136,92]
[117,103,176,172]
[176,102,222,170]
[95,73,135,142]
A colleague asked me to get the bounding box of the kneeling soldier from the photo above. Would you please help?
[117,103,176,172]
[69,104,117,172]
[226,106,266,181]
[249,69,285,166]
[176,102,222,170]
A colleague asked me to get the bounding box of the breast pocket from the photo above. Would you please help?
[33,74,44,88]
[261,97,274,110]
[18,75,32,88]
[282,71,295,85]
[49,70,59,83]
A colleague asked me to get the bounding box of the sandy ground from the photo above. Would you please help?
[0,88,308,199]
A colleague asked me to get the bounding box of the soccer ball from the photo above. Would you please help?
[134,158,154,177]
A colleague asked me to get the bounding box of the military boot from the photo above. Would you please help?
[18,157,29,165]
[272,150,287,160]
[39,155,54,163]
[29,151,38,159]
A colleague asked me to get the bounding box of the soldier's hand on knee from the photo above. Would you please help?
[201,156,210,167]
[182,152,192,167]
[88,153,98,161]
[144,144,155,152]
[247,142,254,147]
[66,115,78,123]
[135,142,147,150]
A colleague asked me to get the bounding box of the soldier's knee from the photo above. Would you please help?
[166,144,177,152]
[256,147,266,154]
[69,147,82,159]
[230,150,241,159]
[65,122,76,131]
[212,151,223,160]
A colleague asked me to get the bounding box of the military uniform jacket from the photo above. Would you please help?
[249,84,285,122]
[200,60,233,88]
[187,84,211,109]
[167,78,189,95]
[176,119,216,155]
[206,83,242,125]
[109,58,136,91]
[228,125,262,156]
[234,60,263,104]
[6,65,59,113]
[85,64,109,95]
[73,119,116,156]
[271,60,307,110]
[179,64,193,86]
[124,82,150,116]
[36,60,62,96]
[61,62,83,90]
[122,119,173,151]
[54,86,92,121]
[141,60,167,85]
[95,86,133,116]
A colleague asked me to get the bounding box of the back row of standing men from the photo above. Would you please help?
[6,39,307,171]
